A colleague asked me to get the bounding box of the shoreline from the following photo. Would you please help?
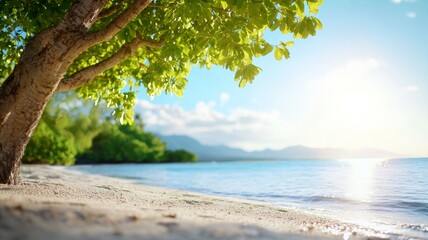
[0,165,387,240]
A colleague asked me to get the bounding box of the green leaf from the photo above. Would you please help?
[274,47,283,61]
[220,1,228,9]
[312,17,323,30]
[296,0,305,18]
[308,0,323,14]
[282,48,290,59]
[288,41,294,47]
[261,42,273,55]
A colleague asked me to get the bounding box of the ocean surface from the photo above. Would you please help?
[71,158,428,239]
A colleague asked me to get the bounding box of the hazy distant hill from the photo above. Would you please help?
[159,135,251,161]
[159,135,402,161]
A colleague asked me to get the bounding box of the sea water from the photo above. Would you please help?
[72,158,428,239]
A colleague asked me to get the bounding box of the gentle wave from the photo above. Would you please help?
[400,224,428,233]
[72,158,428,239]
[372,200,428,215]
[225,193,428,216]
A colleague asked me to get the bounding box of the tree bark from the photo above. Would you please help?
[0,0,111,184]
[0,39,76,183]
[0,69,54,184]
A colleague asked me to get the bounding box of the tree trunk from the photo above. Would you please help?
[0,24,77,184]
[0,64,60,184]
[0,32,86,184]
[0,0,130,184]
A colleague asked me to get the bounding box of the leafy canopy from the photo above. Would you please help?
[1,0,323,124]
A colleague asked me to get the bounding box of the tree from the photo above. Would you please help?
[82,123,167,163]
[80,122,195,163]
[0,0,322,184]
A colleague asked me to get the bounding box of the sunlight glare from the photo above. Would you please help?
[315,58,388,133]
[342,158,387,202]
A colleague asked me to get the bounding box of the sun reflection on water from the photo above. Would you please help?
[340,158,387,202]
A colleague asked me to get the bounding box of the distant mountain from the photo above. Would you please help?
[159,135,402,161]
[159,135,251,161]
[250,145,402,160]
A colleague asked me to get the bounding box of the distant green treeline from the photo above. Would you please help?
[23,94,197,165]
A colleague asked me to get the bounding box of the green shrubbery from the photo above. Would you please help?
[81,124,164,163]
[80,124,196,163]
[162,150,198,163]
[22,121,76,165]
[23,95,196,165]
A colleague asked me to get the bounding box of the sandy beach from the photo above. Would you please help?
[0,165,387,240]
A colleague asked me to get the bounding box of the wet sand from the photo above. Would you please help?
[0,165,387,240]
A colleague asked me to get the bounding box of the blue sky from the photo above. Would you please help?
[135,0,428,156]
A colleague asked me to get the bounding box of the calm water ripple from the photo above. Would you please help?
[72,158,428,239]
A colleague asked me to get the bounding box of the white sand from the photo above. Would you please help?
[0,165,388,240]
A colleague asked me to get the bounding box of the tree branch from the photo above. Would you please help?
[55,0,109,33]
[97,0,127,20]
[20,0,110,66]
[84,0,152,48]
[55,37,163,92]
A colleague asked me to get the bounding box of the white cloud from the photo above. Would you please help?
[405,85,419,92]
[323,58,382,83]
[406,11,417,18]
[135,100,286,150]
[391,0,402,3]
[345,58,381,72]
[219,92,230,105]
